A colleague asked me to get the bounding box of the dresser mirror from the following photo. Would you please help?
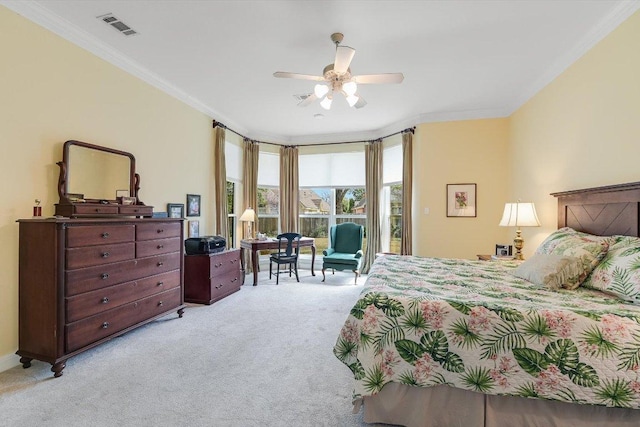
[56,140,153,217]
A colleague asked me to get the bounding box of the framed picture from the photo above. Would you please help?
[188,220,200,238]
[186,194,201,217]
[167,203,184,219]
[495,244,513,257]
[446,183,477,217]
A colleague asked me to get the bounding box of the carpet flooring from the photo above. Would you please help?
[0,270,386,427]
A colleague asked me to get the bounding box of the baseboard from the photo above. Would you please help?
[0,352,20,373]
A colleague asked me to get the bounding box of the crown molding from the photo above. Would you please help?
[506,0,640,115]
[3,0,637,145]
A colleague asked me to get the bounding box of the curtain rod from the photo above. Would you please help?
[212,120,415,147]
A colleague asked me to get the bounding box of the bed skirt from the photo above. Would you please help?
[361,383,640,427]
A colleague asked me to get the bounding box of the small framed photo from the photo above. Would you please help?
[167,203,184,219]
[186,194,201,217]
[116,189,130,198]
[495,244,513,257]
[447,183,477,217]
[188,220,200,238]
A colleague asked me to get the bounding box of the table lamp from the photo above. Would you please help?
[499,202,541,260]
[239,207,256,239]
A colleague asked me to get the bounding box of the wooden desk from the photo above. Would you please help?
[240,237,316,286]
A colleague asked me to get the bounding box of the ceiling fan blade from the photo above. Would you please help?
[353,73,404,84]
[274,71,325,81]
[297,93,317,107]
[333,46,355,74]
[354,96,367,109]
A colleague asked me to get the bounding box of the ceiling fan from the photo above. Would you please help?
[274,32,404,110]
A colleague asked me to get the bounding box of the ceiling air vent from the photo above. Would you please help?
[97,13,137,36]
[293,94,311,102]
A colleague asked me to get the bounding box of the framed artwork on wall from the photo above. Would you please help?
[167,203,184,219]
[446,183,477,217]
[186,194,201,217]
[188,220,200,238]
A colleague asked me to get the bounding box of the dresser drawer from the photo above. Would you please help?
[135,252,182,278]
[66,259,139,296]
[66,287,182,352]
[136,222,181,241]
[209,250,241,272]
[72,204,120,216]
[66,242,135,269]
[136,237,181,258]
[67,225,135,248]
[119,205,153,216]
[66,270,181,322]
[66,253,181,296]
[209,270,242,299]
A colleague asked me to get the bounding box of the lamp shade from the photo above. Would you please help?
[239,208,255,222]
[499,202,541,227]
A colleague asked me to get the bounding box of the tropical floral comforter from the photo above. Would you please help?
[334,255,640,409]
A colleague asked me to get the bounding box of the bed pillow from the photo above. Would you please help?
[582,236,640,303]
[510,253,587,290]
[533,227,610,287]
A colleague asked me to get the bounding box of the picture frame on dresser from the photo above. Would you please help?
[186,194,201,216]
[167,203,184,218]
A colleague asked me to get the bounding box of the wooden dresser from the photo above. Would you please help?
[184,249,243,304]
[17,217,185,377]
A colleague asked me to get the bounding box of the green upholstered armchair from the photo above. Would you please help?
[322,222,364,285]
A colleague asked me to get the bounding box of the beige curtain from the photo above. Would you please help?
[401,129,413,255]
[242,139,259,271]
[213,125,229,246]
[279,146,299,233]
[362,139,383,274]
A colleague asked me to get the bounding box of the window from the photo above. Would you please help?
[299,149,366,253]
[257,186,279,236]
[226,181,236,248]
[299,186,366,254]
[382,138,403,253]
[257,151,280,236]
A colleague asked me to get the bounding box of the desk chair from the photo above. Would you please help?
[269,233,301,284]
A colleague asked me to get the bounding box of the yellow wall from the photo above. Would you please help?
[509,10,640,254]
[0,7,215,367]
[413,119,510,259]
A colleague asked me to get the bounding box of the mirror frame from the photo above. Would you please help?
[55,140,153,218]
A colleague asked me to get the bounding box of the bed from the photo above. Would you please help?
[334,182,640,426]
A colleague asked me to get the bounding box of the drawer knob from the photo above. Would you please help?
[157,281,164,287]
[102,322,109,329]
[157,229,164,233]
[231,278,237,283]
[157,244,164,249]
[101,252,110,258]
[95,208,101,212]
[101,232,110,238]
[101,273,109,280]
[158,301,164,307]
[157,262,164,267]
[101,297,109,304]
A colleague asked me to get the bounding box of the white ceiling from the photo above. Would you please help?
[3,1,639,144]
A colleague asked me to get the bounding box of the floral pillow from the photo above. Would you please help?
[510,253,587,290]
[534,227,610,289]
[582,236,640,303]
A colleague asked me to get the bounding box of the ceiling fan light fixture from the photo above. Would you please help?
[320,95,333,110]
[314,84,329,99]
[343,81,357,96]
[346,94,359,107]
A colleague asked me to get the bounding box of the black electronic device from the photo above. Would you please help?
[185,236,226,255]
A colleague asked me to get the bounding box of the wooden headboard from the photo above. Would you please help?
[551,182,640,237]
